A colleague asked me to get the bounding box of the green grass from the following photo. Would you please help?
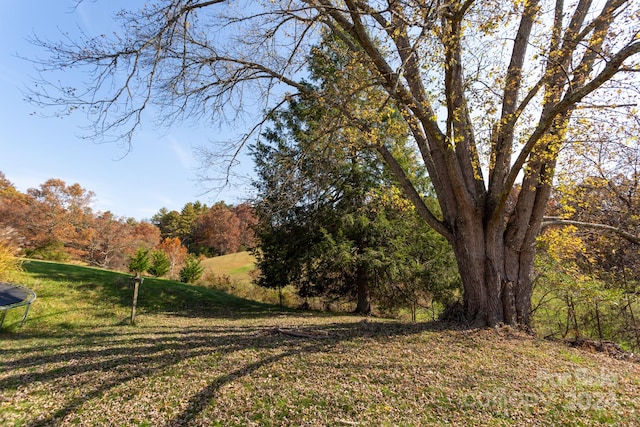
[1,260,639,426]
[200,251,256,284]
[198,252,301,307]
[1,259,276,331]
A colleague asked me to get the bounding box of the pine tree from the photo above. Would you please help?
[179,256,204,284]
[148,250,171,278]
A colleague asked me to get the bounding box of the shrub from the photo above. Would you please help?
[148,250,170,277]
[128,247,150,276]
[0,238,22,281]
[202,269,299,308]
[179,256,204,283]
[24,241,69,262]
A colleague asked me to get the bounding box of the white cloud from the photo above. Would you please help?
[76,2,95,34]
[167,136,194,169]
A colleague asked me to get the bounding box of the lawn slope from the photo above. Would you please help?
[1,261,639,426]
[200,251,256,284]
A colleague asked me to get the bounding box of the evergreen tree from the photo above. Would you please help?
[128,247,150,277]
[252,36,458,314]
[148,250,171,278]
[179,255,204,284]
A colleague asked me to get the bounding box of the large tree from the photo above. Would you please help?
[29,0,640,326]
[194,202,242,255]
[84,211,133,269]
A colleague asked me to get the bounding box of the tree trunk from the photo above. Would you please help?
[454,243,536,327]
[354,264,371,315]
[451,212,539,328]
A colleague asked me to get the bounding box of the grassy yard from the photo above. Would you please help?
[1,260,639,426]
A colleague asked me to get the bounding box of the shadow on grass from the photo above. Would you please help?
[1,260,466,426]
[0,319,445,426]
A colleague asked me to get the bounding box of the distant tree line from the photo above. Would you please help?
[0,171,255,278]
[151,200,256,256]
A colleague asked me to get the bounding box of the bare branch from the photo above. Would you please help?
[503,40,640,206]
[377,144,452,241]
[488,0,540,202]
[542,217,640,245]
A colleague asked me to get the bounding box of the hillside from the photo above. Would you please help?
[200,251,256,284]
[1,261,639,426]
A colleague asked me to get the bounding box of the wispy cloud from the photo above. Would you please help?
[75,2,95,34]
[168,137,194,169]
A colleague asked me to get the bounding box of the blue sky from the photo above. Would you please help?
[0,1,255,220]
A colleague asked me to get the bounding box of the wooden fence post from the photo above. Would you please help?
[130,275,143,325]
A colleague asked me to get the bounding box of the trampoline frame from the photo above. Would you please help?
[0,282,37,328]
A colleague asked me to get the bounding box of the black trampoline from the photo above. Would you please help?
[0,282,36,328]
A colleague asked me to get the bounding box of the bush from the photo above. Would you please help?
[179,256,204,283]
[202,271,233,292]
[24,241,69,262]
[202,269,299,308]
[147,250,170,277]
[128,247,150,276]
[0,238,22,281]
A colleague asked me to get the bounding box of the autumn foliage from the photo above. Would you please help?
[153,201,256,257]
[0,171,255,274]
[157,237,188,279]
[533,173,640,350]
[0,234,22,281]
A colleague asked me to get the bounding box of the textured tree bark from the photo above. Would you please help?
[453,233,537,327]
[449,194,545,328]
[354,265,371,315]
